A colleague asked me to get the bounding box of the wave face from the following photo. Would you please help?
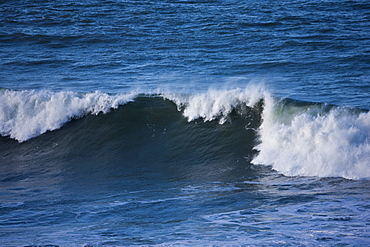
[166,87,370,180]
[1,86,369,180]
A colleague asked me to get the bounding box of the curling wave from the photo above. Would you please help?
[0,86,369,180]
[0,89,136,142]
[164,87,370,179]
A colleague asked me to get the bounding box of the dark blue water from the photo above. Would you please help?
[1,0,370,246]
[2,0,369,107]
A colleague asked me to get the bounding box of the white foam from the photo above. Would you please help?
[165,85,370,180]
[0,89,136,142]
[3,86,369,179]
[163,84,267,123]
[252,97,370,180]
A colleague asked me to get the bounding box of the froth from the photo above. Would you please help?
[0,89,136,142]
[164,86,370,179]
[163,85,267,123]
[252,98,370,180]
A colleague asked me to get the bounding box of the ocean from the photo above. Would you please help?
[1,0,370,246]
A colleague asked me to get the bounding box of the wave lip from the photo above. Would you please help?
[163,84,267,124]
[252,97,370,180]
[0,89,136,142]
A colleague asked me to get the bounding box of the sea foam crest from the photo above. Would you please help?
[164,85,267,123]
[0,89,136,142]
[253,96,370,180]
[165,85,370,180]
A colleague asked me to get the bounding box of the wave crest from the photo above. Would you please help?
[0,89,136,142]
[1,86,369,180]
[163,85,267,124]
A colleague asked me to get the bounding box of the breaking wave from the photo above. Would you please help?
[0,89,136,142]
[0,85,369,179]
[252,96,370,180]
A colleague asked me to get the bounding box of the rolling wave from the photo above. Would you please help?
[0,89,136,142]
[0,86,369,179]
[253,96,370,179]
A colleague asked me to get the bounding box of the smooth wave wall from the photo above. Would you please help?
[0,89,136,142]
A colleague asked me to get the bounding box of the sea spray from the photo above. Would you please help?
[252,98,370,179]
[163,84,267,124]
[1,86,369,180]
[164,86,370,179]
[0,89,136,142]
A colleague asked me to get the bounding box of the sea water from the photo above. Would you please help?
[0,0,369,246]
